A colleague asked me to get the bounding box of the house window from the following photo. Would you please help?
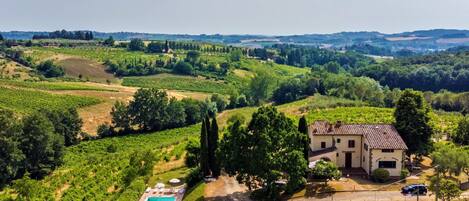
[382,149,394,153]
[348,140,355,148]
[363,156,365,162]
[378,161,397,169]
[336,138,341,143]
[336,153,339,157]
[321,142,326,149]
[364,143,368,151]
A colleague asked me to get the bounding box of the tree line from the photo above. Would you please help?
[252,44,374,69]
[32,30,94,40]
[98,88,227,137]
[104,50,231,77]
[354,50,469,92]
[0,108,83,187]
[271,69,399,107]
[0,48,64,78]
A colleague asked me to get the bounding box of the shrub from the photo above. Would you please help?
[400,169,410,180]
[97,124,113,138]
[106,144,117,153]
[185,167,203,188]
[372,168,390,183]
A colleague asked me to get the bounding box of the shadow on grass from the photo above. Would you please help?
[183,182,205,201]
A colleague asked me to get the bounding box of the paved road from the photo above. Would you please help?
[291,191,469,201]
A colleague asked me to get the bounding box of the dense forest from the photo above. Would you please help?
[354,50,469,92]
[251,44,374,68]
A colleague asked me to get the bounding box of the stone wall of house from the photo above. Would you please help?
[370,149,404,177]
[334,135,363,168]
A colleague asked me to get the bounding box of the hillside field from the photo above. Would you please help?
[0,87,101,113]
[0,95,462,200]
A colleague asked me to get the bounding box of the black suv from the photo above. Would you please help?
[401,184,427,195]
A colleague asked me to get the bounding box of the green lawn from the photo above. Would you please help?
[0,87,101,113]
[183,182,205,201]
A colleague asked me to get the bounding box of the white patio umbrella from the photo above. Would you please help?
[169,178,181,184]
[308,160,319,169]
[155,182,165,189]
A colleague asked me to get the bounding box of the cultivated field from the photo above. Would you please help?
[123,74,235,94]
[0,87,101,113]
[57,57,117,83]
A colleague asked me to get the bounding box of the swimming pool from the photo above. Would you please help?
[147,196,176,201]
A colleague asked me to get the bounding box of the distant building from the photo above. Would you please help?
[308,121,408,177]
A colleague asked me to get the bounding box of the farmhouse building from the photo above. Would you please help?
[308,121,408,177]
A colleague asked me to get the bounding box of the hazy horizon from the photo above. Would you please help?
[2,0,469,35]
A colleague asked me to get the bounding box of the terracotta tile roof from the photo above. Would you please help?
[309,121,408,150]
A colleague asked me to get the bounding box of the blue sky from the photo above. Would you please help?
[2,0,469,35]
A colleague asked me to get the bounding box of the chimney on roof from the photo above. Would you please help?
[335,121,342,128]
[328,124,333,132]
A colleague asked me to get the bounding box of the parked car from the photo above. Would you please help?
[401,184,427,195]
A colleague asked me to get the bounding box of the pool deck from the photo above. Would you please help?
[139,187,185,201]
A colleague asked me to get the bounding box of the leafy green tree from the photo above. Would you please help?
[185,138,200,168]
[181,98,204,125]
[210,94,226,112]
[0,34,4,41]
[229,50,242,62]
[166,98,187,128]
[0,110,24,187]
[394,89,433,155]
[103,36,115,46]
[310,160,341,185]
[298,116,310,162]
[36,60,65,77]
[429,177,462,201]
[454,116,469,145]
[128,88,169,131]
[200,119,210,176]
[272,78,305,104]
[219,106,307,199]
[237,94,248,107]
[173,61,194,75]
[20,112,64,179]
[431,142,468,176]
[146,41,164,53]
[249,71,274,105]
[111,101,131,132]
[185,50,201,66]
[209,117,220,177]
[128,38,145,51]
[13,173,42,200]
[324,61,342,74]
[41,108,83,146]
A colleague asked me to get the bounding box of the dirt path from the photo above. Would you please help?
[204,175,251,201]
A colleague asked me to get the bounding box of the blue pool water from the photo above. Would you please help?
[147,197,176,201]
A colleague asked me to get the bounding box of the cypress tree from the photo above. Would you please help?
[209,117,220,177]
[298,116,309,162]
[200,119,210,176]
[0,34,4,41]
